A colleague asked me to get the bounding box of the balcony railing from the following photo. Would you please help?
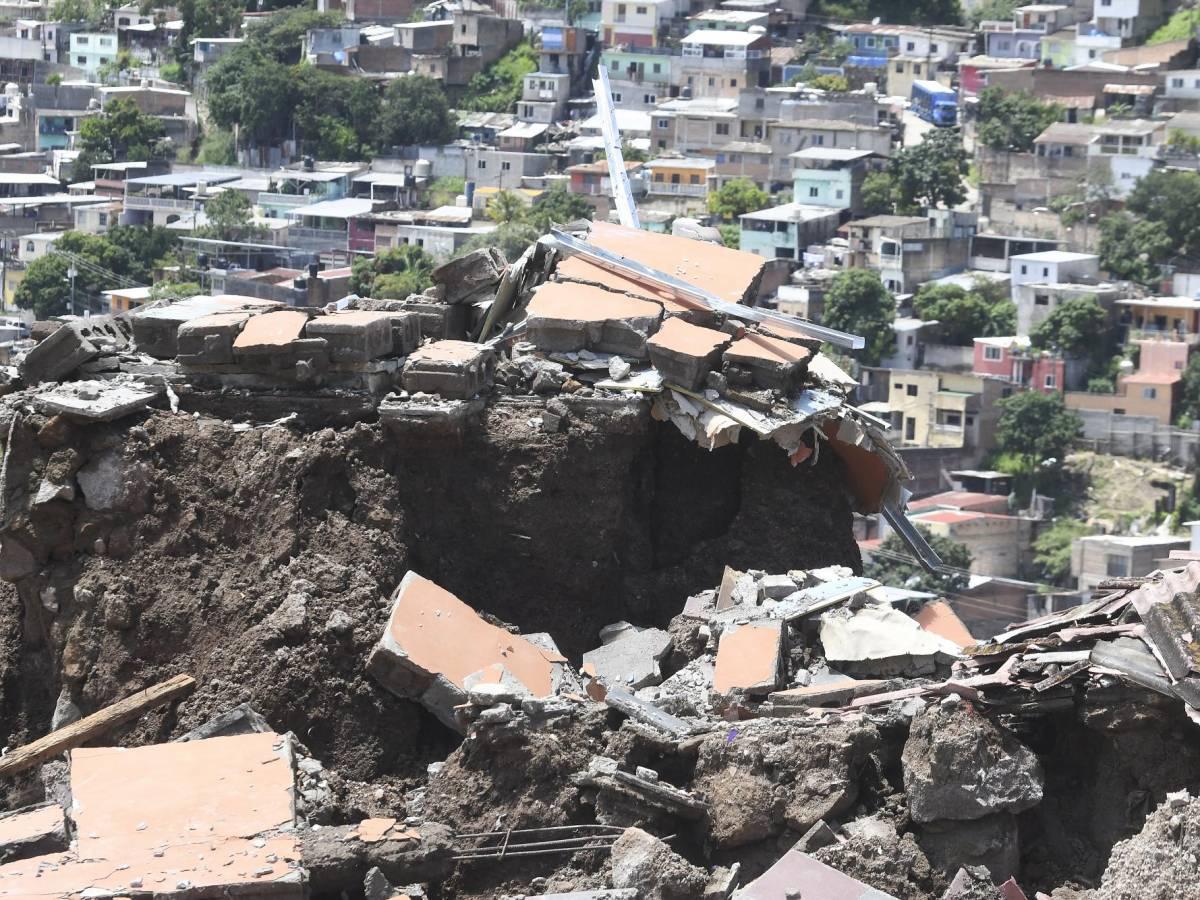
[258,192,314,209]
[1126,327,1200,344]
[124,195,195,210]
[287,226,347,250]
[647,181,707,196]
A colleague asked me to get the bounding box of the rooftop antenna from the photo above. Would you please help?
[592,64,639,230]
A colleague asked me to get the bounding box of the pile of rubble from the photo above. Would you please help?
[1,224,1199,899]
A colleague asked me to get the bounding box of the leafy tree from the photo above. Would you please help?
[245,8,343,64]
[622,144,649,162]
[349,245,435,298]
[177,0,244,49]
[50,0,104,26]
[860,170,898,216]
[1167,129,1200,155]
[1030,295,1108,359]
[198,190,264,242]
[864,526,973,594]
[976,87,1061,153]
[528,186,594,231]
[707,178,770,220]
[967,0,1020,26]
[455,221,541,262]
[427,176,465,209]
[460,41,538,112]
[160,61,186,84]
[149,280,202,302]
[1148,6,1200,44]
[1125,169,1200,259]
[196,128,237,165]
[995,390,1082,468]
[292,67,381,159]
[890,128,968,211]
[206,48,296,148]
[379,76,457,148]
[810,73,849,92]
[822,269,897,366]
[106,224,179,278]
[813,0,962,26]
[1033,519,1095,586]
[14,232,140,319]
[1098,213,1171,286]
[912,281,1016,345]
[487,190,525,225]
[73,99,167,178]
[719,223,740,249]
[1177,353,1200,424]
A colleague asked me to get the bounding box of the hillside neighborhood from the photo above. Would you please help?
[2,0,1200,896]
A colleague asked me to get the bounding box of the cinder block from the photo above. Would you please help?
[526,281,663,360]
[645,316,731,389]
[304,311,395,363]
[177,312,252,366]
[401,340,495,399]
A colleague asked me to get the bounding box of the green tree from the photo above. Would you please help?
[912,281,1016,345]
[160,61,186,84]
[890,128,968,211]
[810,73,849,92]
[149,280,202,302]
[1032,519,1095,586]
[177,0,243,48]
[719,223,740,249]
[864,526,973,594]
[995,390,1082,468]
[1125,169,1200,259]
[822,269,897,366]
[198,190,263,242]
[860,170,898,216]
[967,0,1020,26]
[246,8,343,64]
[1098,213,1171,286]
[455,221,542,262]
[349,245,436,298]
[14,232,140,319]
[73,98,167,177]
[459,41,538,112]
[50,0,104,26]
[528,186,594,231]
[487,189,525,225]
[976,87,1061,153]
[707,178,770,220]
[379,76,457,148]
[1030,295,1108,359]
[205,48,296,148]
[196,128,237,165]
[106,224,179,278]
[1148,6,1200,43]
[427,176,465,209]
[1177,353,1200,424]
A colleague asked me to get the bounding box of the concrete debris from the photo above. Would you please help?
[608,827,709,900]
[902,704,1044,824]
[574,756,708,822]
[367,571,572,732]
[739,845,899,899]
[402,340,496,399]
[0,803,68,864]
[713,620,783,696]
[18,316,134,385]
[820,603,963,677]
[582,625,671,689]
[31,377,163,422]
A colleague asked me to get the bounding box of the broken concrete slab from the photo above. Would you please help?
[0,803,67,864]
[738,846,899,899]
[0,732,302,898]
[820,603,962,677]
[713,620,783,696]
[575,756,708,822]
[31,378,163,422]
[604,685,698,739]
[19,316,133,385]
[608,826,709,900]
[431,246,506,302]
[584,221,767,305]
[176,311,252,366]
[398,297,469,340]
[768,674,886,709]
[131,294,282,358]
[645,317,731,390]
[582,626,671,690]
[176,702,273,742]
[304,311,395,363]
[401,340,496,399]
[527,281,664,360]
[902,704,1043,824]
[723,332,813,392]
[367,571,571,732]
[232,309,312,356]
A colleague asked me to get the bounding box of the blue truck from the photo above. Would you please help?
[911,79,958,127]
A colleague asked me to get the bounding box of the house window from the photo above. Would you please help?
[930,43,938,52]
[653,63,661,73]
[657,118,669,128]
[1042,267,1050,277]
[477,160,487,169]
[716,123,730,135]
[906,384,918,396]
[914,64,922,74]
[1044,373,1056,388]
[24,241,33,252]
[809,186,819,197]
[613,92,622,102]
[689,174,700,184]
[636,4,646,10]
[984,345,1001,360]
[906,41,915,51]
[896,62,904,73]
[835,189,844,199]
[501,161,511,171]
[1143,387,1158,399]
[893,382,904,393]
[730,78,737,87]
[937,410,962,429]
[905,418,916,440]
[708,77,715,86]
[77,36,88,45]
[1020,264,1028,274]
[813,134,824,145]
[755,97,764,109]
[98,212,107,226]
[1106,554,1129,577]
[1173,77,1185,88]
[77,56,86,65]
[1035,294,1050,305]
[644,93,655,103]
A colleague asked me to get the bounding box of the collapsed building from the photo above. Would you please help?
[0,222,1196,898]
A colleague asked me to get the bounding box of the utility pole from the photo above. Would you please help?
[67,263,77,315]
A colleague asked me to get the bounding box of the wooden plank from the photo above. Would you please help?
[0,674,195,779]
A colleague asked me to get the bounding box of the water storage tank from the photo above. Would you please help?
[414,159,432,178]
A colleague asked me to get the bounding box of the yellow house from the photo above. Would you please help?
[3,265,24,310]
[645,157,715,201]
[884,369,1007,450]
[102,285,154,315]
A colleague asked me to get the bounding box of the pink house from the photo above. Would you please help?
[973,336,1066,393]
